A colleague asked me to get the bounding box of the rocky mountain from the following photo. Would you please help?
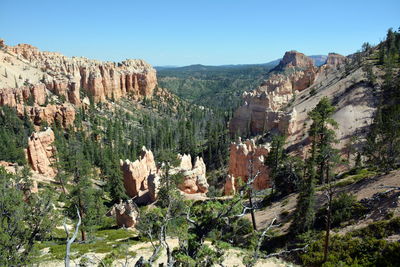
[227,49,375,191]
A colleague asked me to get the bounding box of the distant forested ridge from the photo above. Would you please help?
[156,55,327,110]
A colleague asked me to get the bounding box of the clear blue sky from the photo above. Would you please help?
[0,0,399,66]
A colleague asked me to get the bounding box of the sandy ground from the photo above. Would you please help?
[287,65,376,152]
[0,49,45,88]
[39,237,295,267]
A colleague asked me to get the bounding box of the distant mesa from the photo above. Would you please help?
[273,50,315,71]
[325,52,346,67]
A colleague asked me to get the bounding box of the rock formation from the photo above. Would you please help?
[0,84,47,107]
[229,51,347,138]
[120,147,157,198]
[325,53,346,67]
[229,51,316,136]
[22,104,76,128]
[107,199,140,228]
[226,138,270,194]
[176,155,209,194]
[120,147,209,204]
[227,47,377,191]
[2,41,157,104]
[274,50,315,71]
[26,128,57,177]
[0,39,158,127]
[224,175,236,195]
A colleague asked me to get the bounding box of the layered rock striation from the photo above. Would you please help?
[3,42,157,104]
[229,51,347,137]
[325,53,347,68]
[230,51,315,137]
[0,40,158,127]
[274,50,315,71]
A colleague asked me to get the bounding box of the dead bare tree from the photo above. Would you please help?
[247,151,259,230]
[245,217,308,267]
[64,207,81,267]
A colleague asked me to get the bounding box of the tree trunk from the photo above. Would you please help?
[249,190,257,231]
[65,207,81,267]
[78,199,86,241]
[323,164,333,263]
[81,229,86,241]
[323,198,332,262]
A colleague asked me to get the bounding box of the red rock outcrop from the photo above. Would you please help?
[27,128,57,177]
[120,147,157,198]
[0,40,159,128]
[107,199,140,228]
[226,138,270,194]
[3,42,157,104]
[0,84,47,107]
[21,104,76,128]
[120,148,209,204]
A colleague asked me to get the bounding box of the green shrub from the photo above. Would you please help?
[334,169,377,187]
[315,193,367,229]
[302,233,400,266]
[351,217,400,239]
[331,193,357,227]
[301,217,400,266]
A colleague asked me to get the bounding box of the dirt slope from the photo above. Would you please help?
[250,169,400,233]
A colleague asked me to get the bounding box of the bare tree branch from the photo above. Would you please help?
[262,244,309,259]
[64,206,81,267]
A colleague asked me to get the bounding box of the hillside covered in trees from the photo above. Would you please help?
[0,26,400,267]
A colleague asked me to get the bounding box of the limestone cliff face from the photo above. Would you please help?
[120,147,209,204]
[229,51,317,137]
[4,43,157,104]
[18,103,76,128]
[229,51,347,137]
[227,49,376,195]
[27,128,57,177]
[0,40,158,128]
[226,138,270,194]
[0,84,47,107]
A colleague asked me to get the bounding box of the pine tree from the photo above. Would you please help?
[290,139,316,234]
[0,167,55,265]
[365,63,400,171]
[291,97,338,235]
[66,139,105,241]
[105,147,127,204]
[308,97,338,184]
[266,134,286,197]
